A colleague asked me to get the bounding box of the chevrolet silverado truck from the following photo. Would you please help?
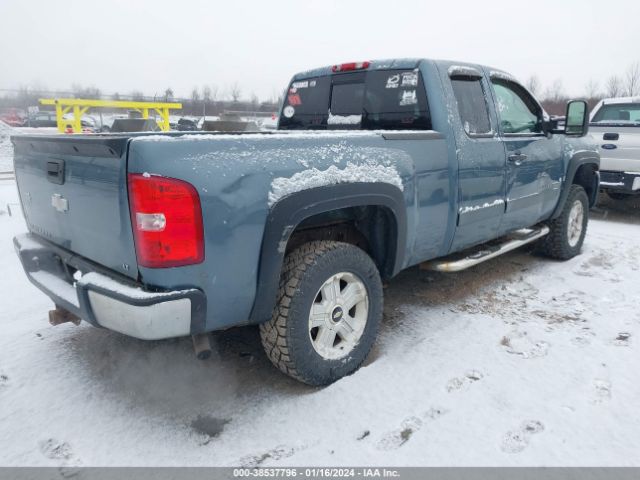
[590,96,640,199]
[11,59,600,385]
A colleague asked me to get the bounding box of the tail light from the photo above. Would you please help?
[331,61,371,72]
[128,173,204,268]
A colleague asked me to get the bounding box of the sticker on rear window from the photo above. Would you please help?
[399,90,417,106]
[292,81,309,89]
[287,93,302,106]
[401,72,418,87]
[386,74,400,89]
[283,106,295,118]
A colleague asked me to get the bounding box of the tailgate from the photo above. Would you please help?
[591,126,640,172]
[12,135,139,280]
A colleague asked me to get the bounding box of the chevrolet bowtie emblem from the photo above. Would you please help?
[51,194,69,213]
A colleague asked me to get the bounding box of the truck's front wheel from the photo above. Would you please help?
[539,184,589,260]
[260,241,383,386]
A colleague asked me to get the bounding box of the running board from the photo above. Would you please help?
[421,226,550,272]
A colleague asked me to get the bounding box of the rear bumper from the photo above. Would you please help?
[599,170,640,194]
[13,233,206,340]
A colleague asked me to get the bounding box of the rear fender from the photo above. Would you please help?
[248,182,407,324]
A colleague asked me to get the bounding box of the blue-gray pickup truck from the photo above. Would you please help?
[12,58,599,385]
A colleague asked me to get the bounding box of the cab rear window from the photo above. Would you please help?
[279,69,431,130]
[592,103,640,124]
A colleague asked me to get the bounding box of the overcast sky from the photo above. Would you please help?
[1,0,639,101]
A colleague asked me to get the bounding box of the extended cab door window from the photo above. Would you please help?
[361,70,431,130]
[451,77,492,135]
[491,80,542,135]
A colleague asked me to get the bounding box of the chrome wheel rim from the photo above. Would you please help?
[567,200,584,247]
[309,272,369,360]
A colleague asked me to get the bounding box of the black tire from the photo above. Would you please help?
[539,185,589,260]
[260,240,383,386]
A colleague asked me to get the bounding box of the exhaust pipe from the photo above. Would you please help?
[192,333,212,360]
[48,306,81,326]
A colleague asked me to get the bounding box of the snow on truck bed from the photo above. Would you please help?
[268,162,403,206]
[1,181,639,467]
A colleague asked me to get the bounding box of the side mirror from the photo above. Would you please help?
[565,100,589,136]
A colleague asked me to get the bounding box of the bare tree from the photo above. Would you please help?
[540,79,568,116]
[250,92,259,111]
[624,61,640,97]
[542,79,566,103]
[29,80,48,94]
[269,89,278,105]
[525,75,540,96]
[190,87,200,115]
[17,85,34,110]
[86,86,101,99]
[585,79,600,100]
[605,75,623,98]
[130,90,144,102]
[583,79,603,110]
[163,88,174,102]
[70,84,101,99]
[71,83,83,98]
[229,82,242,103]
[190,87,200,103]
[202,85,212,103]
[201,85,212,116]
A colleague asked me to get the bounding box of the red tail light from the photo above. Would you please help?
[331,61,371,72]
[128,173,204,268]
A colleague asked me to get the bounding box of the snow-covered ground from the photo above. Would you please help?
[0,182,639,467]
[0,121,15,172]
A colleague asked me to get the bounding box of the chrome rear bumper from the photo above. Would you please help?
[13,233,206,340]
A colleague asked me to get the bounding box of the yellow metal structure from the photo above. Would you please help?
[39,98,182,133]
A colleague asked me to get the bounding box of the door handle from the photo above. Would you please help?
[46,160,65,185]
[508,153,528,165]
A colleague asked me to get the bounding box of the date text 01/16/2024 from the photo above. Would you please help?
[232,468,400,478]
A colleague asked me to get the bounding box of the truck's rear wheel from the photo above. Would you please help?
[260,240,383,386]
[539,184,589,260]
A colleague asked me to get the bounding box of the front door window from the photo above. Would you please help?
[492,80,542,134]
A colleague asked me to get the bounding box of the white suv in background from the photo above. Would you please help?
[590,97,640,200]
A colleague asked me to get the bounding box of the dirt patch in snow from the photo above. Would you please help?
[191,415,231,442]
[238,445,303,469]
